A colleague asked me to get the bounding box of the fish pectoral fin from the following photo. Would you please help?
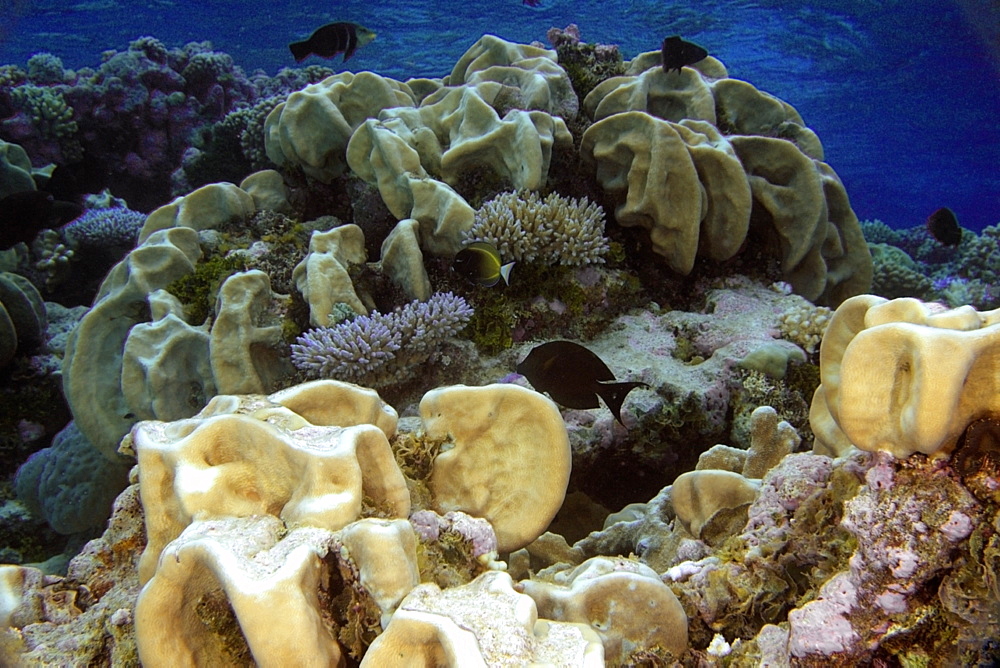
[344,24,359,61]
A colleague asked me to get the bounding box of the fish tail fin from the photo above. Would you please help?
[499,262,515,285]
[289,40,310,62]
[597,381,649,425]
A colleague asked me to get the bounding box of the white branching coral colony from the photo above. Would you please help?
[468,190,610,266]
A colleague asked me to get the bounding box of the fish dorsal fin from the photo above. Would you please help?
[595,381,649,426]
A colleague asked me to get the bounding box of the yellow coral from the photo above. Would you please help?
[779,300,832,354]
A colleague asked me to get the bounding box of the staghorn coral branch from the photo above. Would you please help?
[291,292,473,384]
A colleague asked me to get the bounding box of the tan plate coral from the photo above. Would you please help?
[810,295,1000,458]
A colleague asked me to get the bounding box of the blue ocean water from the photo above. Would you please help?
[1,0,997,232]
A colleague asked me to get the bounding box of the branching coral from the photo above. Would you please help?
[466,190,609,266]
[868,243,933,299]
[61,207,146,249]
[8,84,79,158]
[31,230,75,291]
[291,292,473,385]
[777,300,831,354]
[230,95,284,169]
[25,53,65,85]
[859,219,903,246]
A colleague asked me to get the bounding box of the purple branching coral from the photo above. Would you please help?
[290,292,473,385]
[61,207,146,249]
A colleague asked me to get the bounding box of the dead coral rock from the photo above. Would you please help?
[1,485,146,666]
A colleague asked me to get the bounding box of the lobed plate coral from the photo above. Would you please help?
[0,380,592,665]
[811,295,1000,458]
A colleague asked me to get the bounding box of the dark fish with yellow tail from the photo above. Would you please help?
[289,22,376,63]
[661,35,708,73]
[925,207,962,246]
[516,340,649,426]
[453,241,515,287]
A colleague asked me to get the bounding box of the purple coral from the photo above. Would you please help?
[290,292,473,383]
[407,510,499,558]
[1,38,259,211]
[61,207,145,249]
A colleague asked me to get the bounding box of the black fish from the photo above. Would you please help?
[661,36,708,74]
[926,207,962,246]
[523,0,542,6]
[0,191,82,250]
[516,340,649,425]
[38,153,110,205]
[452,241,515,287]
[289,22,376,63]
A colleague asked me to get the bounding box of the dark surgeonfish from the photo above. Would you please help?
[516,340,649,425]
[289,22,376,63]
[661,35,708,73]
[38,153,110,205]
[452,241,514,287]
[0,190,82,250]
[926,207,962,246]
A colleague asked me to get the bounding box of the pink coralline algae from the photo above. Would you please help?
[938,510,973,541]
[785,452,982,660]
[742,452,835,552]
[787,573,860,657]
[409,510,499,558]
[864,452,896,490]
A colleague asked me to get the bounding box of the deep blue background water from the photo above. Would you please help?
[1,0,997,232]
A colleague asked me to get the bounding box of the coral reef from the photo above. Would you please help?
[1,27,996,666]
[862,219,1000,310]
[0,379,583,665]
[0,39,334,211]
